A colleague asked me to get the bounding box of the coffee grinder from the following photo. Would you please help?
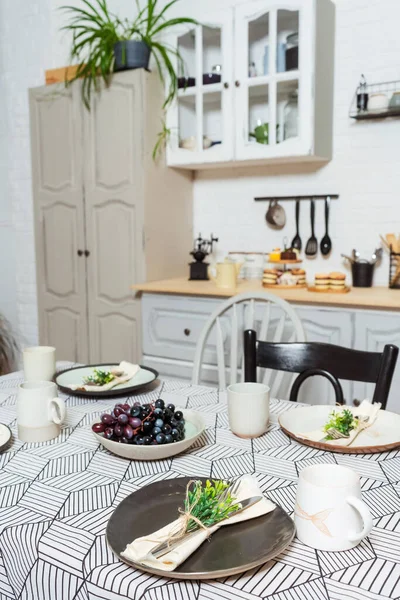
[189,233,219,280]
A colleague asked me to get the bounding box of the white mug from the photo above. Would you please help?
[17,381,66,442]
[227,382,270,438]
[295,464,373,551]
[23,346,56,382]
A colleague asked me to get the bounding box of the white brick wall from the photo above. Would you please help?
[0,0,399,347]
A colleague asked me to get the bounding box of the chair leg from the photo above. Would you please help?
[244,329,257,383]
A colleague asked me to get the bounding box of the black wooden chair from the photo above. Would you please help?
[243,329,399,410]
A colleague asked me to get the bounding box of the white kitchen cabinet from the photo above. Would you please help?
[166,0,335,169]
[353,311,400,413]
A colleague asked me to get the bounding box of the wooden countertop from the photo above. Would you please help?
[132,277,400,311]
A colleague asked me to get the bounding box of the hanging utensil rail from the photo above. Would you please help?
[254,195,339,202]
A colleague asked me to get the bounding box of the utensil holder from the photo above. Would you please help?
[389,251,400,289]
[351,262,374,288]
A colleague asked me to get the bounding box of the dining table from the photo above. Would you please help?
[0,364,400,600]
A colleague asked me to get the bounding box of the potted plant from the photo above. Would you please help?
[0,315,18,376]
[61,0,197,110]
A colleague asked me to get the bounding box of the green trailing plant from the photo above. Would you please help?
[61,0,198,110]
[0,316,18,376]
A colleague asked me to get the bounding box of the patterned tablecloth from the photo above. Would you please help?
[0,367,400,600]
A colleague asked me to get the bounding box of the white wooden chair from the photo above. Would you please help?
[192,291,306,394]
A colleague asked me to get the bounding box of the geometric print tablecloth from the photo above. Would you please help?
[0,366,400,600]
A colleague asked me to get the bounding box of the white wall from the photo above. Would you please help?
[0,0,399,348]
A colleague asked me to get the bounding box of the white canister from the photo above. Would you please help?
[244,253,266,280]
[23,346,56,382]
[227,382,270,438]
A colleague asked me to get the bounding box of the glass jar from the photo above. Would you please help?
[286,32,298,71]
[284,91,298,140]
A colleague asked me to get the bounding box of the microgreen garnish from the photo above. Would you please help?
[83,369,115,386]
[323,409,358,440]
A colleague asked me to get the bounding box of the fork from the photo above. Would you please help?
[320,416,370,443]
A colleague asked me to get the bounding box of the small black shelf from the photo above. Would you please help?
[351,107,400,120]
[349,78,400,120]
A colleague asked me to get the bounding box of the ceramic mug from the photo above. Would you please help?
[295,464,373,551]
[23,346,56,382]
[208,262,242,289]
[227,382,270,438]
[17,381,66,442]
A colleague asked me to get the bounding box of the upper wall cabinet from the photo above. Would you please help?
[166,0,335,169]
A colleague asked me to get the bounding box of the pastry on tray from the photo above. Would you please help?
[329,272,346,290]
[269,248,281,261]
[292,268,306,286]
[263,268,280,285]
[278,272,298,286]
[314,273,330,290]
[280,248,297,260]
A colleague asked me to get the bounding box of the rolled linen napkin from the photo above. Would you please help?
[121,475,275,572]
[299,400,381,447]
[67,361,140,392]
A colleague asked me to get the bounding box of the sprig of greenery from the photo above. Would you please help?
[323,409,358,438]
[184,480,240,533]
[83,369,115,386]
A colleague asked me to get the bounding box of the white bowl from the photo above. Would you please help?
[91,409,205,460]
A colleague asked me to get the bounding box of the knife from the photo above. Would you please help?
[152,495,263,559]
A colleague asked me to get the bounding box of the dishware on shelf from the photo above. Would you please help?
[305,200,318,257]
[279,404,400,453]
[250,121,269,145]
[351,260,375,287]
[248,62,257,77]
[368,92,389,111]
[17,381,65,442]
[291,199,302,251]
[179,136,213,151]
[55,363,158,398]
[178,77,195,89]
[389,91,400,109]
[285,32,298,71]
[0,423,12,452]
[320,197,332,255]
[23,346,56,382]
[284,90,298,140]
[203,66,221,85]
[294,464,373,551]
[107,476,295,579]
[92,409,205,460]
[243,252,266,279]
[208,262,242,289]
[265,199,286,229]
[227,382,270,438]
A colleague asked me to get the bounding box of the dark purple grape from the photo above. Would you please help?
[154,418,164,428]
[156,433,166,444]
[162,423,171,434]
[130,406,141,418]
[128,417,137,427]
[165,434,173,444]
[153,408,163,418]
[120,437,129,444]
[155,399,165,409]
[101,413,115,425]
[170,418,178,428]
[140,408,151,419]
[118,413,128,425]
[177,421,184,431]
[110,410,117,419]
[174,411,183,421]
[143,403,151,410]
[104,427,114,440]
[124,425,134,439]
[136,437,145,445]
[114,424,123,437]
[114,407,124,417]
[171,428,179,440]
[130,417,142,429]
[151,427,162,439]
[162,408,173,422]
[143,436,152,445]
[92,422,106,434]
[114,403,124,408]
[166,404,175,412]
[121,403,130,411]
[142,421,153,434]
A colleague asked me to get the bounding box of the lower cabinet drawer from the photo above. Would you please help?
[142,293,227,364]
[142,355,221,386]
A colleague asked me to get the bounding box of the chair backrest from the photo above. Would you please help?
[192,292,305,389]
[244,329,399,409]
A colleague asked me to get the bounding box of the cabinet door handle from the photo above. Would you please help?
[77,250,83,256]
[235,80,240,87]
[84,250,90,257]
[224,82,229,89]
[353,399,361,407]
[184,328,191,337]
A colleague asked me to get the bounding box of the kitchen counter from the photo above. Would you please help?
[132,277,400,311]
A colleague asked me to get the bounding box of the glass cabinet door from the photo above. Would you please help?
[167,14,233,166]
[234,0,312,160]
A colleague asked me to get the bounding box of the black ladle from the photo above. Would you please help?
[305,199,318,257]
[291,199,302,251]
[320,197,332,256]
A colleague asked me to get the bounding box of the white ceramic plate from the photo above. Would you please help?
[55,364,158,398]
[92,409,205,460]
[279,405,400,454]
[0,424,12,452]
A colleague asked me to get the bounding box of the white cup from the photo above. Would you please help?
[227,382,270,438]
[294,464,373,551]
[17,381,66,442]
[23,346,56,382]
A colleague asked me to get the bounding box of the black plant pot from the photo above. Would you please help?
[114,40,151,72]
